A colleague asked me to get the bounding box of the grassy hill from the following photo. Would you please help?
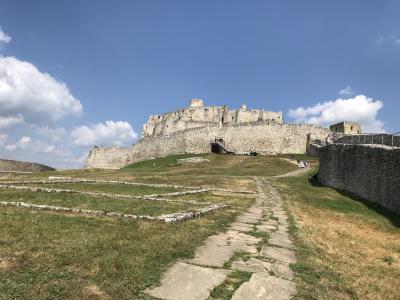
[0,154,398,299]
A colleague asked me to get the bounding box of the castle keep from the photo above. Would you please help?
[85,99,331,169]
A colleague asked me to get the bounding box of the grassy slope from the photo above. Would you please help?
[0,189,198,216]
[275,168,400,299]
[0,154,295,299]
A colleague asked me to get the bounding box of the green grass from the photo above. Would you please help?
[210,270,252,299]
[274,167,400,299]
[0,207,242,299]
[24,182,181,196]
[0,189,200,216]
[124,153,298,177]
[123,153,208,171]
[2,153,286,299]
[223,251,252,269]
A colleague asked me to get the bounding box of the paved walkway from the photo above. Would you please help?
[145,177,296,299]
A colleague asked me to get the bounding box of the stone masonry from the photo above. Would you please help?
[85,99,331,169]
[319,143,400,213]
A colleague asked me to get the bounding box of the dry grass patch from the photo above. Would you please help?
[275,171,400,299]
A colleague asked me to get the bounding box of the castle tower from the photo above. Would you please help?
[189,98,204,108]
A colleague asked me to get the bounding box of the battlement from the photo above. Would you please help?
[142,99,283,137]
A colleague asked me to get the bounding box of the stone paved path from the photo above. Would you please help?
[145,177,296,299]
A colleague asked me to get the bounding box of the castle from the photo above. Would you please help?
[85,99,332,169]
[142,99,283,138]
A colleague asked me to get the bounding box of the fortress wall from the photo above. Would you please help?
[0,159,55,172]
[83,146,132,169]
[334,134,400,147]
[130,131,189,162]
[218,124,330,154]
[319,144,400,213]
[85,123,330,169]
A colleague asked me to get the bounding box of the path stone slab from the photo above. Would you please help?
[271,261,294,281]
[232,273,296,300]
[236,216,260,224]
[256,224,277,232]
[260,246,296,264]
[145,262,230,300]
[230,222,254,232]
[231,258,272,273]
[187,244,235,267]
[187,231,260,267]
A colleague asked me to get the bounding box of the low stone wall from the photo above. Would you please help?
[319,144,400,213]
[334,134,400,147]
[85,123,330,169]
[0,159,55,172]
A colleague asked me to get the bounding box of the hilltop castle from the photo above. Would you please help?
[142,99,283,138]
[85,99,332,169]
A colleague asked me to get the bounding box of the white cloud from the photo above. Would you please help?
[36,126,67,142]
[71,121,137,147]
[288,95,385,133]
[339,86,354,96]
[395,39,400,45]
[0,114,24,129]
[0,28,11,44]
[6,136,56,153]
[0,56,82,125]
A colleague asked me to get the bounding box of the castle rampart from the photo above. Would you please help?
[85,121,330,169]
[319,144,400,214]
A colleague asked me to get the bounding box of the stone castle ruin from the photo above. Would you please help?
[85,99,331,169]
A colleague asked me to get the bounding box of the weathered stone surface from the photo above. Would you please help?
[232,273,296,300]
[260,246,296,264]
[271,261,294,281]
[236,216,260,224]
[176,157,210,164]
[230,222,254,232]
[256,224,277,233]
[231,258,272,273]
[268,232,293,249]
[187,231,260,267]
[145,262,230,300]
[319,143,400,213]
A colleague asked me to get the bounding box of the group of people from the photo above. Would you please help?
[298,160,311,171]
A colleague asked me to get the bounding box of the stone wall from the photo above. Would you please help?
[334,134,400,147]
[319,144,400,213]
[0,159,55,172]
[85,123,330,169]
[84,146,132,169]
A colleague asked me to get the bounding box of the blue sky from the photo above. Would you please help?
[0,0,399,168]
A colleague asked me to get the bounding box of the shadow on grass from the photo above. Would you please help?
[308,175,400,228]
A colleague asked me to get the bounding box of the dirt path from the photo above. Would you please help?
[145,177,296,299]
